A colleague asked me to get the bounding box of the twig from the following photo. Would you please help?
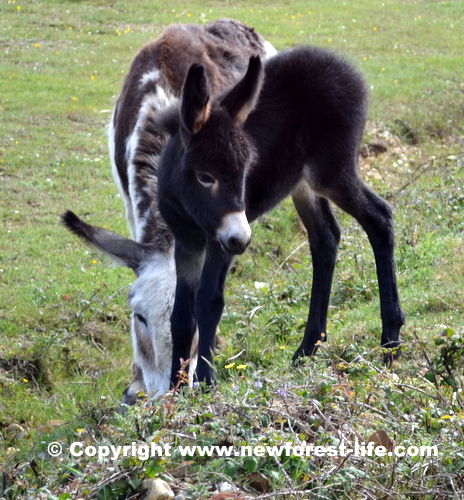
[253,487,331,499]
[226,349,246,362]
[395,383,440,400]
[265,407,317,439]
[105,283,131,303]
[271,454,294,489]
[203,470,241,487]
[412,331,433,371]
[89,469,133,496]
[224,402,255,425]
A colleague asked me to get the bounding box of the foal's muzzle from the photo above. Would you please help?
[217,211,252,255]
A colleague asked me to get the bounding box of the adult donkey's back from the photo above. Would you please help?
[157,46,405,386]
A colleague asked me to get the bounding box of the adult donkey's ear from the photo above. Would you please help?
[220,55,264,126]
[61,210,150,276]
[181,64,211,134]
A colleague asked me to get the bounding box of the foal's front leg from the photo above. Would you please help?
[170,242,205,387]
[194,239,233,386]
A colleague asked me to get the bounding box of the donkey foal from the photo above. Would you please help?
[157,46,405,387]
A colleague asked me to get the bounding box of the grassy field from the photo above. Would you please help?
[1,0,463,498]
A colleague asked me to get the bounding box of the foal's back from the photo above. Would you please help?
[245,46,369,219]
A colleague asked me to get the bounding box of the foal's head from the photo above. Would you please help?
[159,56,264,255]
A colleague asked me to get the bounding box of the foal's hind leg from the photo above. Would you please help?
[330,179,405,361]
[291,180,341,363]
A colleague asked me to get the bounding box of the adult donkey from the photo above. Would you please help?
[156,46,405,387]
[62,19,277,404]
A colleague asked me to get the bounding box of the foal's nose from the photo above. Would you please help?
[224,233,252,255]
[217,211,252,255]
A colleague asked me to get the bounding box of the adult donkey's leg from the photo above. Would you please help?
[291,180,341,362]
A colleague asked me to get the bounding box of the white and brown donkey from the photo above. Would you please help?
[62,19,277,404]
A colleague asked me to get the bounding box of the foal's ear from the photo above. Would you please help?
[181,64,211,134]
[221,55,264,126]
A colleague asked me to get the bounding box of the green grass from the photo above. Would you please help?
[1,0,463,498]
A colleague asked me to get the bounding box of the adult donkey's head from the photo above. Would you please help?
[61,210,180,401]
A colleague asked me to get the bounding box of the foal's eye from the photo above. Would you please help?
[196,172,216,187]
[134,313,148,327]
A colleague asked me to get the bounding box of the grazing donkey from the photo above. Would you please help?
[62,19,277,403]
[156,46,405,387]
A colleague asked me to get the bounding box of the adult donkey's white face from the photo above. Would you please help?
[127,251,177,399]
[61,211,197,402]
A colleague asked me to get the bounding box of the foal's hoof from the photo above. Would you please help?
[291,356,308,368]
[291,345,317,367]
[121,378,148,412]
[292,334,327,367]
[381,341,401,366]
[382,345,402,365]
